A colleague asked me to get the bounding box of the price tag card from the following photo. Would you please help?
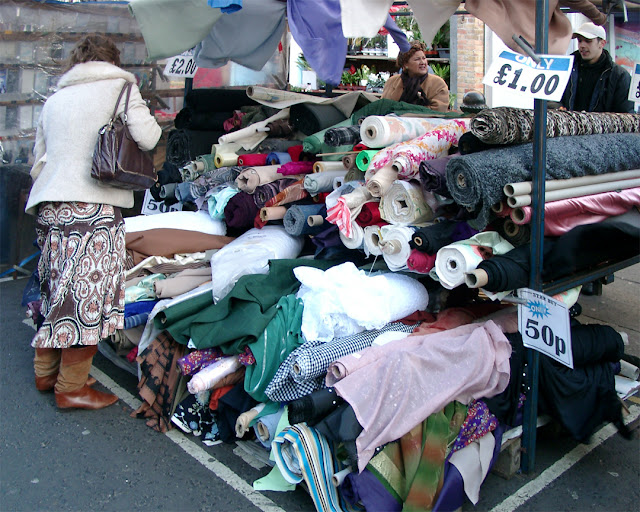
[517,288,573,368]
[483,51,574,102]
[141,189,183,215]
[629,63,640,103]
[164,49,198,78]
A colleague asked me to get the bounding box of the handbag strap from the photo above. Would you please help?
[110,81,133,124]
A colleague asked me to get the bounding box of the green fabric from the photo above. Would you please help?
[350,99,463,123]
[244,294,305,402]
[159,258,337,352]
[125,273,165,304]
[368,401,468,511]
[355,150,379,172]
[153,290,214,336]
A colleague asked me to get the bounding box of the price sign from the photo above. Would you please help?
[483,51,574,102]
[517,288,573,368]
[141,189,183,216]
[629,63,640,103]
[164,50,198,78]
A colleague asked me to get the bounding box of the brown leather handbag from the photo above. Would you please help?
[91,81,157,191]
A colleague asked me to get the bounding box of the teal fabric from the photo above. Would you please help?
[158,258,337,352]
[245,294,305,403]
[350,99,463,124]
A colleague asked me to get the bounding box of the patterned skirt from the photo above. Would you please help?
[32,202,126,348]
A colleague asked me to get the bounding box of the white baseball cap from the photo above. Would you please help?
[573,22,606,40]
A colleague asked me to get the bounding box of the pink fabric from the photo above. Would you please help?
[327,320,512,472]
[326,197,353,237]
[277,161,315,176]
[513,188,640,235]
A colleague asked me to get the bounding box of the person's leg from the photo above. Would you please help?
[54,345,117,409]
[34,348,61,391]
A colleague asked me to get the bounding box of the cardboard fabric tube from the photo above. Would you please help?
[260,206,287,222]
[465,268,489,288]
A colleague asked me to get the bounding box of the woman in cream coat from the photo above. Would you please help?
[25,34,162,410]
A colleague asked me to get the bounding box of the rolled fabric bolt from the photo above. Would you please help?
[333,176,345,190]
[256,420,271,441]
[491,201,512,217]
[620,360,640,380]
[342,154,357,170]
[511,207,529,224]
[356,150,379,172]
[266,151,292,165]
[193,160,205,172]
[339,220,365,250]
[237,153,269,166]
[260,206,288,222]
[332,467,352,487]
[503,168,640,197]
[235,403,265,437]
[365,164,397,197]
[215,151,238,168]
[381,239,401,255]
[506,178,640,207]
[465,268,489,288]
[313,161,347,173]
[308,215,324,227]
[363,224,388,256]
[159,182,177,199]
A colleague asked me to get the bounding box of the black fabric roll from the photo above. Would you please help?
[257,138,304,153]
[570,323,624,366]
[324,125,361,147]
[289,103,347,136]
[457,131,496,155]
[150,161,183,201]
[418,155,454,198]
[494,217,531,247]
[313,402,363,468]
[410,220,458,253]
[288,387,344,426]
[216,382,258,444]
[166,129,221,167]
[184,88,258,113]
[175,108,232,131]
[445,132,640,229]
[478,209,640,292]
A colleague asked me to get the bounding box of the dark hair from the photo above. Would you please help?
[64,34,121,72]
[396,41,428,70]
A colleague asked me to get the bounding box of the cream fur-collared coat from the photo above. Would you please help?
[25,61,162,216]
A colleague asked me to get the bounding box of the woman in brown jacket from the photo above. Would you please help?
[380,41,450,112]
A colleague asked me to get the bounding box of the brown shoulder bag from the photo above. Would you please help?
[91,81,157,191]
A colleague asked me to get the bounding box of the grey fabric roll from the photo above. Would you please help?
[445,133,640,229]
[283,204,327,236]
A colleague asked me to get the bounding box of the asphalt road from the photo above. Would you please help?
[1,270,638,512]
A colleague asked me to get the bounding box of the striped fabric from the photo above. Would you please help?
[273,424,363,512]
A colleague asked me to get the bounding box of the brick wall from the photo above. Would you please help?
[456,15,485,101]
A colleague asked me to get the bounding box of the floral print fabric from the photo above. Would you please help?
[32,202,125,348]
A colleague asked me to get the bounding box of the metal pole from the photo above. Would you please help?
[521,0,548,474]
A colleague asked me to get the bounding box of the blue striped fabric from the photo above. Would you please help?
[124,312,149,330]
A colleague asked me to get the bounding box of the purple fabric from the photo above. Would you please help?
[451,400,498,453]
[286,0,347,85]
[451,222,479,242]
[384,13,411,54]
[278,161,315,176]
[341,468,402,512]
[224,191,260,229]
[419,155,454,197]
[177,348,224,376]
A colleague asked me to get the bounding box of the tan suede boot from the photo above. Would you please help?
[34,347,96,392]
[34,348,61,392]
[55,346,118,410]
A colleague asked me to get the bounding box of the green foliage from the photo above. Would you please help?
[431,62,450,85]
[394,10,423,43]
[431,21,450,49]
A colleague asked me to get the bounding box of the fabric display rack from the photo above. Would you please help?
[99,3,640,512]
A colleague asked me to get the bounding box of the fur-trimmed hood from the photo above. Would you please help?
[57,61,137,89]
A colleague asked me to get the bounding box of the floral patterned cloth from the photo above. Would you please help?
[366,119,470,181]
[450,399,498,454]
[32,202,125,348]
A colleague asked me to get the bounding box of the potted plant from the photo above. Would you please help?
[431,21,450,59]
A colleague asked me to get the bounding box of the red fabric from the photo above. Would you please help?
[237,153,269,166]
[355,201,383,227]
[209,384,235,410]
[352,143,370,152]
[407,249,436,273]
[287,145,304,162]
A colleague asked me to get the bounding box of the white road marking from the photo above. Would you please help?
[490,404,640,512]
[89,365,286,512]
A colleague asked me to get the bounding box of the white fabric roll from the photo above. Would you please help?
[295,261,429,343]
[363,224,389,257]
[435,243,485,290]
[218,108,290,150]
[379,225,415,271]
[124,210,227,236]
[379,180,434,225]
[360,115,450,148]
[187,355,242,394]
[210,225,304,301]
[339,220,365,250]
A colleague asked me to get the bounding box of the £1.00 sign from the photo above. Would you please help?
[483,51,573,102]
[629,63,640,103]
[517,288,573,368]
[164,50,198,78]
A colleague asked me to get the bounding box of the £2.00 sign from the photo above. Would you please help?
[517,288,573,368]
[483,51,574,102]
[164,50,198,78]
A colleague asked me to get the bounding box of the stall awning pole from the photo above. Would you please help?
[521,0,549,474]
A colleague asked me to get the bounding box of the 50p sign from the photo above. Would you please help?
[518,288,573,368]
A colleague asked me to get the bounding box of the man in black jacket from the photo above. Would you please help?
[560,22,634,113]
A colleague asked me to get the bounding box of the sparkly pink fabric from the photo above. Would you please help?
[327,320,512,472]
